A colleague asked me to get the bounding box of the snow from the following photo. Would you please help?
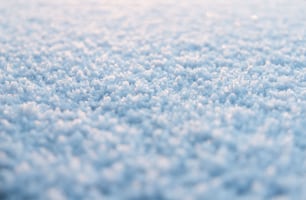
[0,0,306,199]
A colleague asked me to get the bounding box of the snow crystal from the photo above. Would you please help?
[0,0,306,199]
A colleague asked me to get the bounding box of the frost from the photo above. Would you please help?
[0,0,306,199]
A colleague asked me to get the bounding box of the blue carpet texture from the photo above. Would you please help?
[0,0,306,199]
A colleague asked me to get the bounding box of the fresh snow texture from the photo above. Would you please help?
[0,0,306,199]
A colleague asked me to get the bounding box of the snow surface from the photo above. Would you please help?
[0,0,306,199]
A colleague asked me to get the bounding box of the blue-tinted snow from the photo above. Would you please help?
[0,0,306,199]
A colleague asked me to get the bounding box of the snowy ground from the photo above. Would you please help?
[0,0,306,199]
